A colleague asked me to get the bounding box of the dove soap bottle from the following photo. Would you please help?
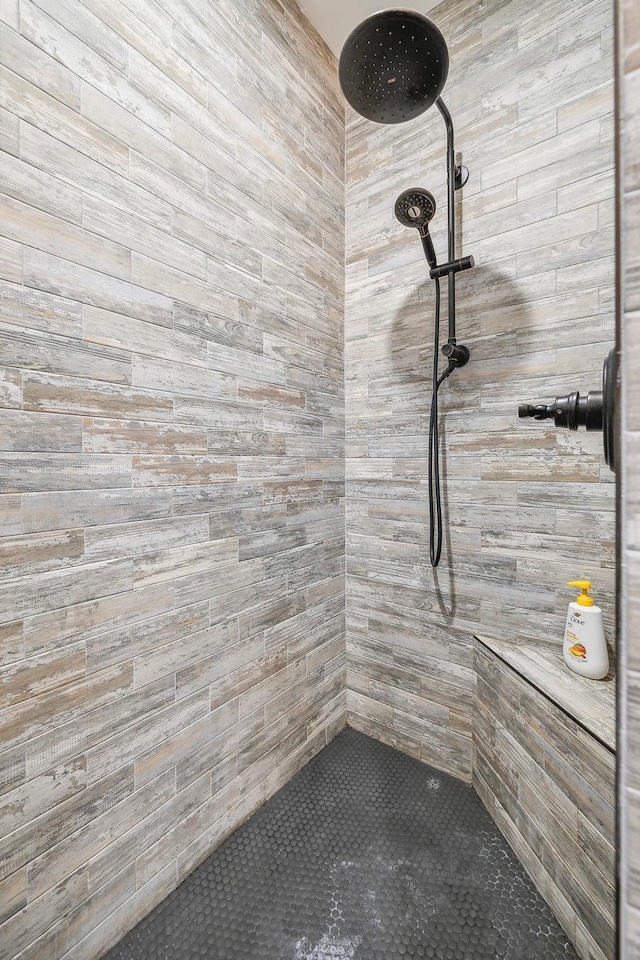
[562,580,609,680]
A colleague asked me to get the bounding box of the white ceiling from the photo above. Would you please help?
[297,1,441,58]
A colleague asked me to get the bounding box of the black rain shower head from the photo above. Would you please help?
[395,187,438,268]
[339,9,449,124]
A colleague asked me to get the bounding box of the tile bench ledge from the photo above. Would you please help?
[474,634,616,753]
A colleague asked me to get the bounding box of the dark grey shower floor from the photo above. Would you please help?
[104,728,577,960]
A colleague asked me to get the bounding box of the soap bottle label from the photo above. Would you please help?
[567,641,587,661]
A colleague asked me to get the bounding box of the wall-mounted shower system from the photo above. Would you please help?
[339,9,474,367]
[339,9,475,566]
[518,349,618,473]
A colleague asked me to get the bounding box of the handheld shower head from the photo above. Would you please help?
[395,188,438,268]
[395,187,436,231]
[339,9,449,125]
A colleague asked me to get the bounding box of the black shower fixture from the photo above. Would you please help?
[339,9,475,567]
[339,9,449,124]
[339,8,474,357]
[394,188,472,369]
[394,188,438,269]
[518,349,618,472]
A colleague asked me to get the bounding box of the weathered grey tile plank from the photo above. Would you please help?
[21,487,172,535]
[85,604,205,675]
[0,557,133,624]
[133,700,239,789]
[20,0,169,132]
[26,769,175,900]
[1,662,132,755]
[0,528,85,582]
[132,455,236,487]
[173,556,265,608]
[19,123,171,231]
[133,620,237,689]
[0,868,27,926]
[0,147,81,224]
[132,354,235,402]
[0,234,23,284]
[23,677,173,782]
[0,765,133,883]
[0,28,80,111]
[23,372,173,422]
[0,192,131,281]
[82,418,207,455]
[0,866,88,959]
[83,515,209,562]
[23,249,173,326]
[87,777,207,894]
[82,194,207,282]
[21,582,172,656]
[132,538,238,587]
[0,618,23,665]
[0,0,346,955]
[0,277,81,339]
[0,755,86,837]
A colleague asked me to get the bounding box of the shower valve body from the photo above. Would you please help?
[517,349,618,472]
[518,392,603,432]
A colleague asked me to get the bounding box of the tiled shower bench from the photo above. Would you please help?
[473,635,616,960]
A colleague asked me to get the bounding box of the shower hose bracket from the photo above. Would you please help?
[441,341,470,368]
[454,164,469,190]
[429,255,475,281]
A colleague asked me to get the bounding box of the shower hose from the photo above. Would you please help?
[429,277,454,568]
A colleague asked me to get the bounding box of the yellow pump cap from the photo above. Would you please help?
[567,580,594,607]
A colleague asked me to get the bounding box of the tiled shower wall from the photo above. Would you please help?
[0,0,345,956]
[620,0,640,951]
[345,0,616,780]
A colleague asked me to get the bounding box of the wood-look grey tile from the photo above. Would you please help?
[474,643,615,957]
